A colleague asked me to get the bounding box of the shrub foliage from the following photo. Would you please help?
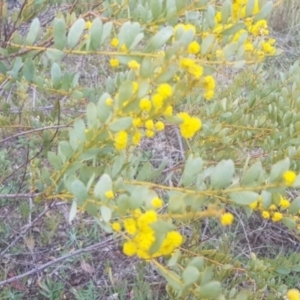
[1,0,300,299]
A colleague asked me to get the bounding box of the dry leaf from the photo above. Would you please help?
[80,260,94,275]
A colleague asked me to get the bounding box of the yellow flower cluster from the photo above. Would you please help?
[177,112,202,139]
[119,209,183,259]
[179,58,203,79]
[249,195,290,223]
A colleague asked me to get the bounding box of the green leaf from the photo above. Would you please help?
[261,190,272,209]
[88,18,103,51]
[282,217,296,229]
[86,102,98,128]
[53,17,66,50]
[270,157,290,183]
[0,61,7,74]
[47,151,62,171]
[167,249,181,267]
[242,161,263,186]
[254,1,273,21]
[78,149,101,161]
[291,265,300,272]
[58,141,73,160]
[245,0,255,17]
[140,57,153,79]
[221,0,231,24]
[159,268,183,290]
[196,281,221,298]
[26,18,40,45]
[94,174,112,199]
[23,58,35,82]
[144,26,173,52]
[150,0,162,21]
[221,23,244,36]
[229,191,259,205]
[51,63,62,89]
[236,290,249,300]
[97,93,112,123]
[46,49,65,61]
[223,42,238,59]
[275,266,291,275]
[201,35,214,55]
[210,159,234,189]
[182,266,200,285]
[288,197,300,214]
[100,22,113,44]
[188,257,205,271]
[181,155,203,187]
[70,179,88,205]
[67,18,85,48]
[117,81,134,108]
[100,205,112,222]
[69,200,77,223]
[109,117,132,132]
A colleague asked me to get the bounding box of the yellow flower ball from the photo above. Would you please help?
[145,119,154,130]
[111,222,121,232]
[279,196,290,209]
[123,241,137,256]
[114,131,128,150]
[124,218,137,235]
[139,98,152,112]
[261,211,270,219]
[109,58,119,68]
[220,213,234,226]
[155,121,165,131]
[188,40,200,54]
[128,60,140,70]
[287,289,300,300]
[283,170,297,187]
[157,83,173,99]
[151,197,163,209]
[105,190,114,199]
[110,37,119,47]
[272,212,283,222]
[105,98,113,106]
[132,131,142,146]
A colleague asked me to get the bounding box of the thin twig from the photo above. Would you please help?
[0,192,41,199]
[0,237,115,287]
[0,125,70,144]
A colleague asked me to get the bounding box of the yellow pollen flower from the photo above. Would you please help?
[110,58,119,68]
[261,211,270,219]
[105,190,114,199]
[139,98,152,112]
[123,241,137,256]
[287,289,300,300]
[188,41,200,54]
[105,98,113,106]
[151,197,163,209]
[111,222,121,232]
[110,38,119,47]
[272,212,283,222]
[220,213,234,226]
[128,60,140,70]
[132,131,142,145]
[157,83,173,99]
[114,131,128,150]
[283,170,297,187]
[155,121,165,131]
